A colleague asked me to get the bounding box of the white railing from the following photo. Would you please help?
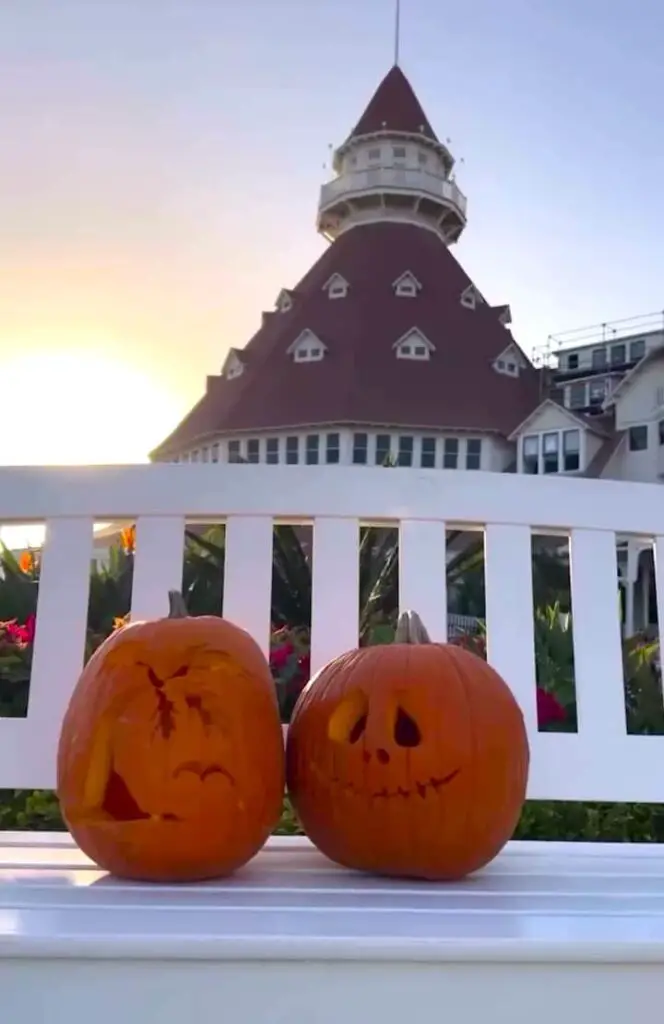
[319,167,468,216]
[0,463,663,803]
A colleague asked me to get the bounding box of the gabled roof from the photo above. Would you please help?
[602,346,661,407]
[392,270,422,292]
[286,329,327,355]
[507,399,612,441]
[151,221,542,458]
[392,327,435,352]
[346,65,439,143]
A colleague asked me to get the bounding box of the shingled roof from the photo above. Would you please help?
[152,221,541,458]
[345,65,439,142]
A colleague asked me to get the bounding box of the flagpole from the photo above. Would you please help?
[394,0,401,65]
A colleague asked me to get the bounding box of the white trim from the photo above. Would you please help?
[322,273,349,299]
[508,399,607,442]
[286,329,327,363]
[392,270,422,297]
[221,349,245,381]
[461,283,485,310]
[275,289,293,313]
[393,327,435,361]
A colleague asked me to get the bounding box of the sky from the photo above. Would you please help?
[1,0,664,466]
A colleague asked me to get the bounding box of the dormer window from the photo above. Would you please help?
[287,329,327,363]
[276,289,293,313]
[323,273,349,300]
[461,284,483,310]
[394,328,435,361]
[221,349,245,381]
[493,343,525,378]
[393,271,422,298]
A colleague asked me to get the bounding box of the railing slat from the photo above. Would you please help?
[570,529,626,742]
[484,524,538,732]
[24,518,93,788]
[131,516,185,620]
[653,536,664,706]
[311,518,359,675]
[399,520,447,641]
[223,516,273,655]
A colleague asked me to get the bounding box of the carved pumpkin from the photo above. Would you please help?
[286,611,529,880]
[57,592,284,882]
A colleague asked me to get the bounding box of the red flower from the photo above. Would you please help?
[536,687,566,728]
[270,642,295,671]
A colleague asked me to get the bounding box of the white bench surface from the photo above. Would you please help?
[2,832,664,963]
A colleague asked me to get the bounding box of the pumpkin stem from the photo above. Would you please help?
[167,590,189,619]
[394,610,432,644]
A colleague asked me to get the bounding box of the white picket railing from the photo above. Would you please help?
[0,462,662,801]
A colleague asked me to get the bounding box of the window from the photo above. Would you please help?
[588,379,606,407]
[659,420,664,446]
[192,450,199,463]
[421,437,436,468]
[228,441,241,463]
[286,436,299,464]
[202,447,209,463]
[506,361,517,374]
[392,146,406,160]
[353,432,368,464]
[656,387,664,409]
[394,272,420,297]
[542,432,559,474]
[375,433,391,465]
[630,338,646,361]
[398,436,414,467]
[629,425,648,451]
[568,382,586,408]
[290,330,326,362]
[368,147,381,161]
[329,283,347,299]
[566,353,579,370]
[522,435,539,474]
[610,343,626,366]
[247,438,260,463]
[460,286,477,310]
[326,433,340,464]
[266,438,279,464]
[591,348,607,369]
[395,330,432,360]
[417,151,428,165]
[306,434,319,465]
[497,360,505,369]
[563,430,580,471]
[211,443,219,463]
[443,438,458,469]
[294,344,324,362]
[466,438,482,470]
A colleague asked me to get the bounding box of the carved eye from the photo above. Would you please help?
[394,707,421,747]
[327,690,369,744]
[348,715,367,744]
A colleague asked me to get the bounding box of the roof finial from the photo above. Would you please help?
[394,0,401,66]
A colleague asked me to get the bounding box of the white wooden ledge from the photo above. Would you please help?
[2,833,664,1023]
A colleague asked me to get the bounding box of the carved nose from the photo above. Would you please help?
[376,748,391,765]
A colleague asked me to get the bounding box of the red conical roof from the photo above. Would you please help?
[152,222,540,458]
[346,65,439,142]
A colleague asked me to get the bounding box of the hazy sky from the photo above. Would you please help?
[2,0,663,464]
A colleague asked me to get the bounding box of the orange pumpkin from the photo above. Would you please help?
[57,592,284,882]
[286,611,529,880]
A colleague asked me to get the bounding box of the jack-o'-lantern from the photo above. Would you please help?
[286,611,529,880]
[57,592,284,882]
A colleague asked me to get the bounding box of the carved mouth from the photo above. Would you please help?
[330,768,460,800]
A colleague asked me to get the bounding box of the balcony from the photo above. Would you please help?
[318,167,468,220]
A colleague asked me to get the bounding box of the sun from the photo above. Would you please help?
[0,347,183,466]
